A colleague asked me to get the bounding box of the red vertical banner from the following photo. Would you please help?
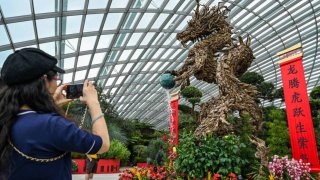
[169,94,179,157]
[278,44,320,171]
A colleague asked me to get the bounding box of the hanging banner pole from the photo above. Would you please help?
[277,43,320,171]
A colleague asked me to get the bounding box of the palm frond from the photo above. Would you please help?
[108,123,128,145]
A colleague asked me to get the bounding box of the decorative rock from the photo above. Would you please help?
[160,73,175,89]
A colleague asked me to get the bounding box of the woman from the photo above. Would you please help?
[0,48,110,180]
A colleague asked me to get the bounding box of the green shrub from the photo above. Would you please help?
[309,86,320,156]
[181,86,203,118]
[132,145,148,163]
[178,111,197,132]
[310,99,320,112]
[178,104,193,114]
[273,87,284,101]
[239,72,264,86]
[101,140,131,165]
[311,86,320,99]
[257,82,274,99]
[174,132,248,179]
[134,156,146,163]
[188,97,201,104]
[239,71,284,102]
[266,109,291,157]
[181,86,202,98]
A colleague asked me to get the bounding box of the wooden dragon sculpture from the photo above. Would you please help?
[168,0,263,137]
[249,136,269,177]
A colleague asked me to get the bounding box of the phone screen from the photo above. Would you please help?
[66,84,83,99]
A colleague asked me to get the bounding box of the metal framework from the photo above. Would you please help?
[0,0,319,129]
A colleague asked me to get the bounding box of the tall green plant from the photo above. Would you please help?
[309,86,320,155]
[108,123,128,145]
[266,109,291,157]
[174,132,199,178]
[101,140,131,165]
[229,113,258,176]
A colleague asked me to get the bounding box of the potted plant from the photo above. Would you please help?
[99,140,131,173]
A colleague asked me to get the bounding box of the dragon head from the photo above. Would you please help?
[177,0,231,47]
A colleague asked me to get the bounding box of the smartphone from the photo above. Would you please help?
[66,84,83,99]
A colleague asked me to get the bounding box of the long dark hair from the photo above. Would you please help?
[0,70,62,176]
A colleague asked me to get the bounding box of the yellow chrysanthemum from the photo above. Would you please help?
[136,172,141,180]
[130,168,136,174]
[269,175,274,180]
[208,172,212,180]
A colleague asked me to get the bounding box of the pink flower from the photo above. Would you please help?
[268,155,311,180]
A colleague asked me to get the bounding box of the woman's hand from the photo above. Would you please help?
[80,80,99,106]
[52,84,73,107]
[86,154,92,162]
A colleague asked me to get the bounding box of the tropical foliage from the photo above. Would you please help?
[174,132,248,179]
[265,109,291,157]
[101,140,131,165]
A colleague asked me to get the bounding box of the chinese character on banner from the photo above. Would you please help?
[293,107,305,117]
[288,65,298,74]
[296,122,307,133]
[300,154,309,162]
[291,92,302,103]
[289,78,299,88]
[277,43,320,171]
[298,137,308,149]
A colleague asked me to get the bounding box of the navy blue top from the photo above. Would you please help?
[5,110,103,180]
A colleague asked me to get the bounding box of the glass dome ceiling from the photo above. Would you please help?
[0,0,319,129]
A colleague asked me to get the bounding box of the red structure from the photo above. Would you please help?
[169,92,179,157]
[72,159,86,174]
[96,159,120,174]
[137,163,148,168]
[72,159,120,174]
[277,43,320,171]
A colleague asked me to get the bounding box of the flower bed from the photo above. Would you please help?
[118,166,238,180]
[268,155,311,179]
[119,166,176,180]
